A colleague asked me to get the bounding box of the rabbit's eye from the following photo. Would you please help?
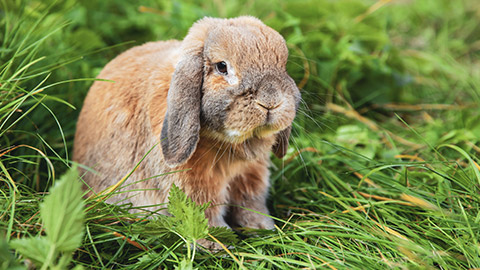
[215,61,228,75]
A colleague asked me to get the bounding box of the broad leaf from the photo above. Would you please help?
[0,238,26,270]
[175,258,196,270]
[40,165,85,251]
[9,236,50,266]
[207,226,238,244]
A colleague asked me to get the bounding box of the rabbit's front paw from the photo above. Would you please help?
[234,208,275,230]
[197,238,231,251]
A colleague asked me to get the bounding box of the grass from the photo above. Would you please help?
[1,0,480,269]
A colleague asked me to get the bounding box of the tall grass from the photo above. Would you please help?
[1,0,479,269]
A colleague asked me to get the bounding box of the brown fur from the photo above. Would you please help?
[73,16,300,231]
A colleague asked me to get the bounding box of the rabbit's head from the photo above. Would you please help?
[161,16,301,167]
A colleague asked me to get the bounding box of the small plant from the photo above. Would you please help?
[9,166,85,270]
[132,184,238,269]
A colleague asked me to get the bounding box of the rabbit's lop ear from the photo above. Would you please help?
[160,57,202,167]
[272,126,291,158]
[161,18,216,167]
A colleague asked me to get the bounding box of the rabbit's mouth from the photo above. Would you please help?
[201,124,282,145]
[225,127,276,142]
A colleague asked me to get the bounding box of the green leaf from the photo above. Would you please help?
[40,165,85,252]
[168,184,209,242]
[132,216,184,247]
[0,238,26,270]
[175,258,197,270]
[335,125,379,159]
[131,252,161,269]
[9,236,50,266]
[136,215,173,236]
[207,226,239,244]
[137,187,238,247]
[439,144,480,185]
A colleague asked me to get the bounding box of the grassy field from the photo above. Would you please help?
[1,0,480,269]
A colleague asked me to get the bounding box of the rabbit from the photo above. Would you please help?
[73,16,300,231]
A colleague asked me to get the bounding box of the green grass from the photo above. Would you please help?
[1,0,480,269]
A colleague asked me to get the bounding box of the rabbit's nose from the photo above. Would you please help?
[255,100,282,111]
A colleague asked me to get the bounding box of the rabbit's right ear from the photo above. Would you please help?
[161,18,216,168]
[161,56,203,167]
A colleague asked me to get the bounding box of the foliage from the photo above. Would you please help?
[0,0,479,269]
[8,166,85,270]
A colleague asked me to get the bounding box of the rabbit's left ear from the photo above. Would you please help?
[272,126,291,158]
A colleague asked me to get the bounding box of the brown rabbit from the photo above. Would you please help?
[73,16,300,230]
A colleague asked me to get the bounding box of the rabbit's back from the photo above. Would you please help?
[73,40,181,200]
